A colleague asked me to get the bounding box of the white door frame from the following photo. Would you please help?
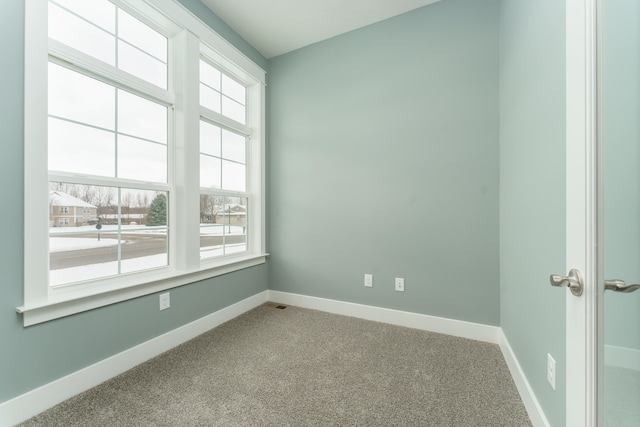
[566,0,599,425]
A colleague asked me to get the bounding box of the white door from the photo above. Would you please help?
[565,1,640,425]
[565,0,597,426]
[599,0,640,425]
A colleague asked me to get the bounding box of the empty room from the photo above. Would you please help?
[1,0,637,426]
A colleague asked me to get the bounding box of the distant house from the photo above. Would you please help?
[49,191,97,227]
[215,204,247,227]
[100,208,148,225]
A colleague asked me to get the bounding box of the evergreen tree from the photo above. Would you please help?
[146,194,167,226]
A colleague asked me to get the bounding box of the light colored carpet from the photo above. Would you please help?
[19,304,532,426]
[604,364,640,426]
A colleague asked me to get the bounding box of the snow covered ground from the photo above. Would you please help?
[199,225,245,235]
[50,244,247,286]
[49,237,121,252]
[200,242,247,258]
[49,225,244,254]
[49,226,246,286]
[50,253,168,286]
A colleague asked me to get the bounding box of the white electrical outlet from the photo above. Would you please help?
[364,274,373,288]
[547,353,556,390]
[395,278,405,292]
[159,292,170,310]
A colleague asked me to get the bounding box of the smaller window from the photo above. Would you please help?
[199,59,247,124]
[48,0,168,89]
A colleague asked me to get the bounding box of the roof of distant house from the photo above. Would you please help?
[49,191,96,209]
[224,204,246,212]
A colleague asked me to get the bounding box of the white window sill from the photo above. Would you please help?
[16,253,268,326]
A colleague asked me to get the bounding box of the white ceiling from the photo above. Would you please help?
[201,0,442,59]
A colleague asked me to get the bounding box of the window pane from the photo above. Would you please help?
[117,90,167,143]
[199,224,225,259]
[49,184,99,227]
[222,96,246,124]
[120,189,169,274]
[50,0,115,33]
[49,183,118,286]
[118,136,167,182]
[48,118,115,177]
[200,155,221,189]
[200,83,221,113]
[117,9,167,62]
[223,197,248,255]
[49,2,115,66]
[199,194,224,258]
[49,62,115,130]
[48,185,169,286]
[221,129,245,163]
[200,59,221,91]
[199,194,224,224]
[200,121,221,157]
[50,230,119,285]
[221,160,245,192]
[118,41,167,89]
[199,196,247,259]
[221,74,245,105]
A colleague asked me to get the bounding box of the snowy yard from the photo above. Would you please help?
[49,237,121,252]
[49,224,247,286]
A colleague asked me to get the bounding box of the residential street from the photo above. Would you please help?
[49,233,246,269]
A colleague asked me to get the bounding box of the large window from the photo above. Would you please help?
[22,0,266,326]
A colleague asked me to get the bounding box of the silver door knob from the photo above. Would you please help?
[549,269,584,296]
[604,279,640,293]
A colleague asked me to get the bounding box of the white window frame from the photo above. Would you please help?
[198,57,252,260]
[19,0,266,326]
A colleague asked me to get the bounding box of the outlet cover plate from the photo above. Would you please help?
[159,292,170,310]
[395,278,405,292]
[364,274,373,288]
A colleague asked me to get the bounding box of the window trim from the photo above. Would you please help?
[20,0,267,326]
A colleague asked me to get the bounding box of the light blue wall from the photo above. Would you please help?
[602,0,640,352]
[0,0,268,404]
[499,0,567,425]
[177,0,267,71]
[267,0,500,325]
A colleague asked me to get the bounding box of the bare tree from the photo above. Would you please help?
[122,192,132,224]
[137,192,150,211]
[94,186,115,220]
[200,195,225,223]
[49,182,76,195]
[200,194,213,223]
[78,185,96,204]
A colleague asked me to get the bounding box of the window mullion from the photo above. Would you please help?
[47,173,171,193]
[171,30,201,271]
[24,0,51,305]
[199,107,251,137]
[247,83,266,255]
[48,40,174,107]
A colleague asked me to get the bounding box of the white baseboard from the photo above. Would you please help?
[499,330,550,427]
[268,290,501,343]
[0,290,270,427]
[605,344,640,371]
[2,289,548,427]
